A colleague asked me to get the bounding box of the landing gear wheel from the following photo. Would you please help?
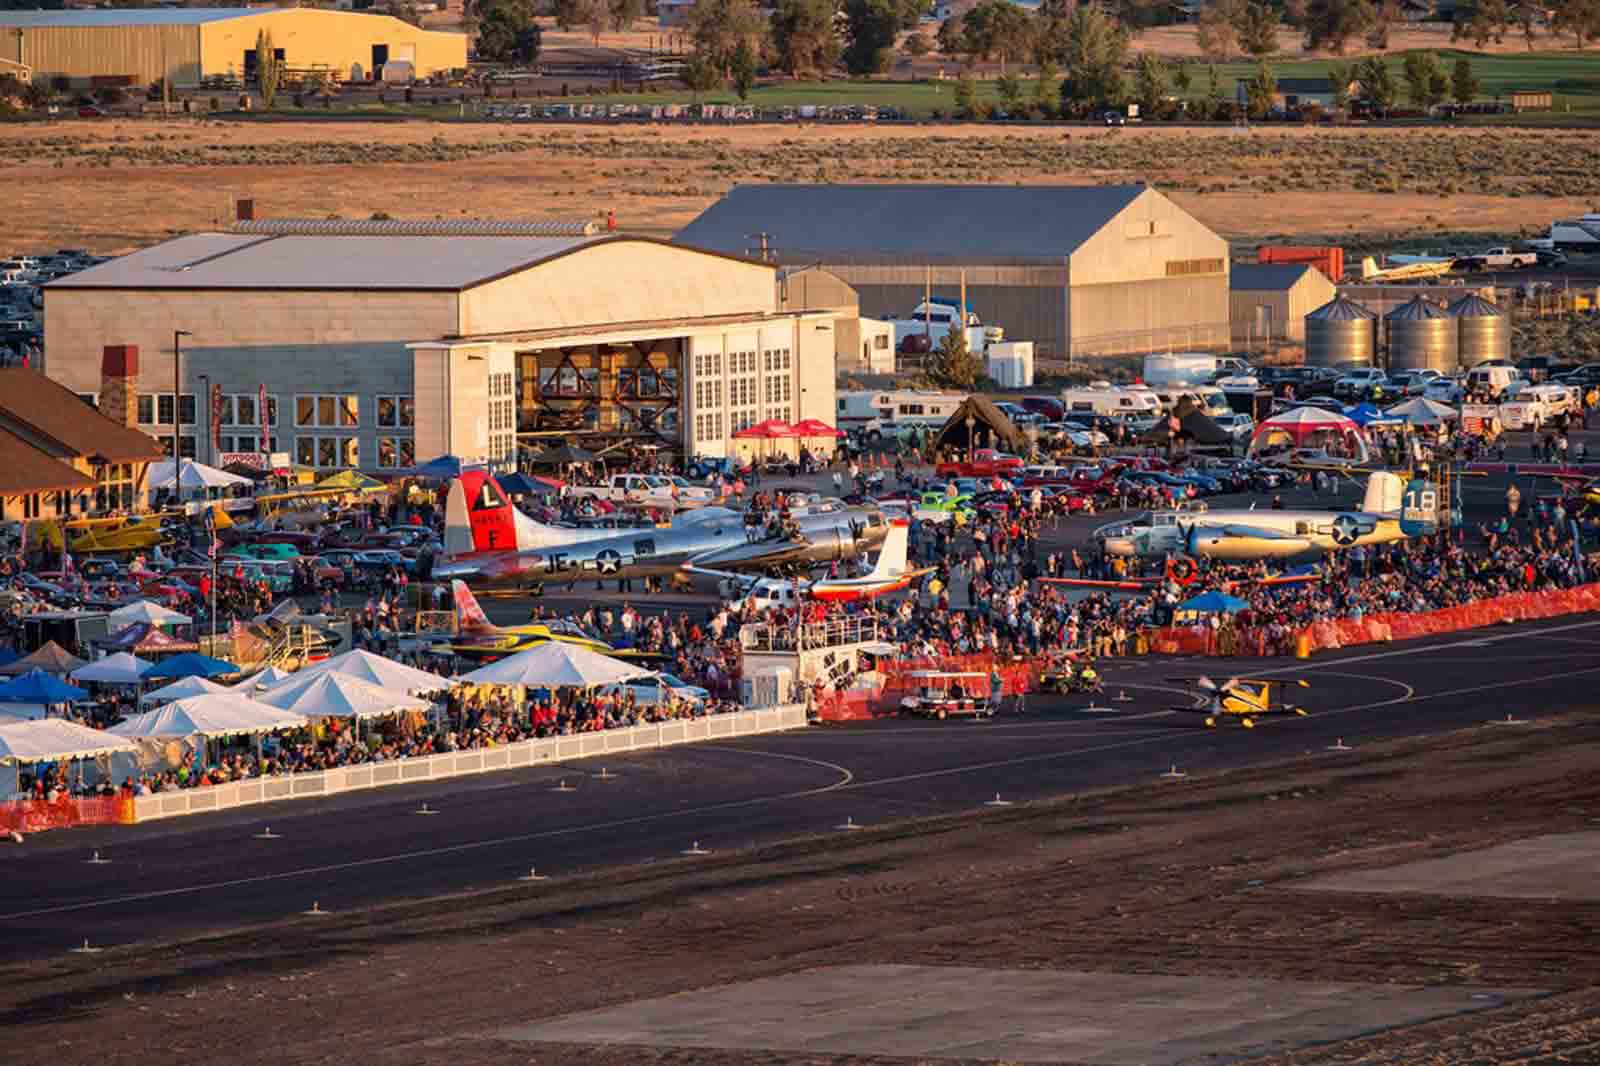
[1204,716,1216,728]
[1293,707,1308,717]
[1241,717,1255,729]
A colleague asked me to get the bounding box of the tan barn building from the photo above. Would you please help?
[675,184,1232,362]
[1230,262,1338,345]
[42,221,845,472]
[0,7,466,87]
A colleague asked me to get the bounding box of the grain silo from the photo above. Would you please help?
[1386,296,1456,372]
[1448,292,1509,368]
[1304,296,1378,367]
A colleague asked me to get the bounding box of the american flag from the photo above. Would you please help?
[204,507,218,560]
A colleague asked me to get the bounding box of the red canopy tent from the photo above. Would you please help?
[791,418,844,438]
[732,418,798,440]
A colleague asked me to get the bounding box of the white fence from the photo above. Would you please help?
[128,705,808,824]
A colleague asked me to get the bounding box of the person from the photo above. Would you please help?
[1507,483,1522,520]
[988,666,1004,712]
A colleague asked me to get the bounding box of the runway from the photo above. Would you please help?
[3,612,1598,961]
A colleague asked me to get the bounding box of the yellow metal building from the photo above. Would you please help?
[0,7,466,87]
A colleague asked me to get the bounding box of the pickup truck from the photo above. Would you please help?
[1456,246,1538,271]
[934,449,1026,479]
[568,473,714,510]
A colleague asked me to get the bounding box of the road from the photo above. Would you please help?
[3,611,1597,960]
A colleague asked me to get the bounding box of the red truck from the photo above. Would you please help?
[935,449,1026,478]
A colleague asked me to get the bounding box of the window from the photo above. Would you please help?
[296,434,358,469]
[1166,258,1225,277]
[376,394,415,428]
[296,394,359,427]
[158,434,197,459]
[137,395,154,425]
[220,393,259,427]
[219,434,278,455]
[146,393,196,426]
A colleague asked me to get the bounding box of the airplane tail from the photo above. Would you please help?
[451,579,498,635]
[866,521,909,580]
[444,470,584,558]
[1363,470,1405,516]
[1360,256,1380,280]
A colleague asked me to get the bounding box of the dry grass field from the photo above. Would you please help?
[5,117,1596,253]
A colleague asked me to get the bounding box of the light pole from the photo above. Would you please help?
[198,373,210,469]
[172,329,192,510]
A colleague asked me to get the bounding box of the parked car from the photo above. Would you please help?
[1333,368,1389,400]
[1386,369,1444,396]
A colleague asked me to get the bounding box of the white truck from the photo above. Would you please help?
[1142,353,1251,387]
[1499,383,1579,430]
[569,474,714,510]
[890,298,1002,355]
[1457,246,1538,271]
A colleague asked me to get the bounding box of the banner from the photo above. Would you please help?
[1461,404,1499,436]
[210,382,223,452]
[258,384,269,453]
[219,451,268,469]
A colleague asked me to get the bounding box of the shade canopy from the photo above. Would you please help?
[110,693,307,739]
[107,600,192,630]
[142,675,234,705]
[732,418,797,440]
[494,471,541,496]
[280,649,452,696]
[232,665,294,692]
[316,470,388,494]
[459,642,655,688]
[1384,396,1459,426]
[530,444,597,466]
[1248,406,1370,463]
[0,719,137,764]
[254,671,430,720]
[792,418,844,438]
[0,669,88,705]
[1341,403,1401,428]
[1176,590,1249,615]
[412,453,468,479]
[0,641,87,677]
[141,652,240,681]
[70,652,153,685]
[146,459,254,491]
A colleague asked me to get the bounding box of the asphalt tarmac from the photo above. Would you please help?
[3,612,1597,960]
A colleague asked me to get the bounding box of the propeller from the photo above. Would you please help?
[1196,675,1218,692]
[1295,679,1311,689]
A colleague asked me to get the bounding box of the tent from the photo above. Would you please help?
[232,665,294,692]
[254,671,429,720]
[1384,396,1459,427]
[277,648,451,696]
[1341,403,1402,428]
[412,454,469,479]
[1140,396,1232,447]
[528,444,597,468]
[141,675,234,706]
[495,471,542,496]
[1176,590,1249,616]
[932,396,1030,456]
[0,669,88,705]
[459,642,655,689]
[316,470,388,494]
[0,641,87,677]
[732,418,797,440]
[791,418,845,439]
[100,623,198,654]
[145,459,254,495]
[0,719,137,763]
[70,653,152,686]
[141,652,240,681]
[109,694,307,739]
[107,600,191,630]
[1248,406,1370,463]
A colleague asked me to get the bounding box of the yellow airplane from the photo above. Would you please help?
[445,580,654,663]
[1170,676,1311,729]
[39,514,171,555]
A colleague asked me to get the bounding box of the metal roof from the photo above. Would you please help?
[1447,293,1505,318]
[1307,295,1378,321]
[0,8,265,27]
[231,218,600,237]
[1386,295,1450,320]
[674,183,1150,261]
[1231,263,1315,292]
[46,232,609,292]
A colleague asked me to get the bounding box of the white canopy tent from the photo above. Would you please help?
[69,652,153,685]
[459,642,655,689]
[107,600,192,630]
[233,665,294,692]
[279,649,452,696]
[254,672,430,720]
[145,459,254,498]
[1384,396,1459,427]
[140,675,234,707]
[109,694,308,739]
[0,719,139,763]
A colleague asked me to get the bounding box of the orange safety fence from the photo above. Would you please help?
[814,652,1045,722]
[0,795,134,835]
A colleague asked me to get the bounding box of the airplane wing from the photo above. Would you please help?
[1215,524,1302,540]
[678,562,755,583]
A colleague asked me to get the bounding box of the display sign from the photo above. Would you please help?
[1400,478,1440,537]
[219,451,268,469]
[1461,404,1499,436]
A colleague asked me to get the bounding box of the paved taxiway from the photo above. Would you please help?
[4,612,1599,960]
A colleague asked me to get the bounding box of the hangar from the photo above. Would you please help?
[0,7,466,87]
[675,184,1231,362]
[1230,263,1338,346]
[42,221,840,473]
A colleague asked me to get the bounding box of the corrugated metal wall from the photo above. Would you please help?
[9,24,201,85]
[1068,276,1230,358]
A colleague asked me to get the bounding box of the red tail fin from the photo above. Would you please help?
[451,579,496,634]
[446,470,519,555]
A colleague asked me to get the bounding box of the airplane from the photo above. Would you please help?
[38,514,173,555]
[442,580,644,662]
[431,470,890,587]
[1360,256,1454,283]
[1169,675,1311,729]
[1091,472,1408,562]
[695,521,934,607]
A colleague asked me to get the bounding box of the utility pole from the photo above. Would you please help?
[172,329,191,509]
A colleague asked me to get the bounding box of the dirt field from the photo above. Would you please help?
[5,118,1595,254]
[5,714,1599,1065]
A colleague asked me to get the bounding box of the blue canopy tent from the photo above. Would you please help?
[140,652,241,681]
[0,649,18,670]
[0,669,88,705]
[495,471,540,496]
[1342,403,1401,427]
[1175,590,1249,617]
[412,454,467,480]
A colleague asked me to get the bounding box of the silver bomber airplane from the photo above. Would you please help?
[429,471,889,587]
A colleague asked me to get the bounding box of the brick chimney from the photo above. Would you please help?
[101,345,139,428]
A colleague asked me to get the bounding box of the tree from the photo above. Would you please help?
[688,0,766,76]
[731,37,757,99]
[842,0,902,75]
[772,0,841,74]
[1551,0,1600,48]
[905,30,933,56]
[478,0,540,62]
[256,28,281,110]
[997,71,1023,111]
[1244,59,1275,117]
[1033,57,1059,112]
[1452,0,1510,46]
[937,16,967,57]
[1326,58,1354,110]
[1401,50,1437,107]
[1055,5,1129,115]
[1356,54,1396,113]
[1301,0,1378,53]
[610,0,644,32]
[1237,2,1281,56]
[1451,55,1480,104]
[953,68,977,115]
[1171,58,1192,95]
[1204,62,1227,118]
[961,0,1037,70]
[931,324,984,390]
[1134,52,1165,116]
[682,49,724,96]
[1196,0,1241,59]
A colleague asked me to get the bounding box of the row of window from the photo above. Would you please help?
[137,393,416,430]
[694,411,725,444]
[762,348,792,373]
[295,435,360,470]
[764,376,793,406]
[488,371,514,399]
[692,352,723,379]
